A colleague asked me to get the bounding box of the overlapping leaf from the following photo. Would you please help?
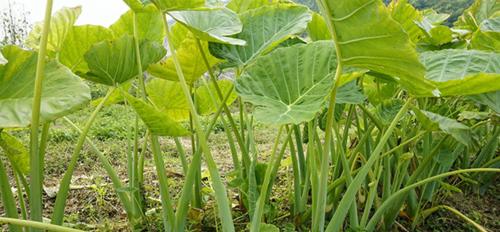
[151,0,205,12]
[148,24,220,84]
[83,35,166,86]
[59,25,114,74]
[415,110,471,145]
[470,17,500,51]
[420,49,500,96]
[110,4,165,43]
[236,41,336,125]
[209,4,312,67]
[388,0,423,43]
[123,93,190,136]
[169,8,245,45]
[322,0,435,96]
[0,131,29,174]
[467,91,500,112]
[0,46,91,128]
[455,0,500,31]
[195,79,238,115]
[26,6,81,53]
[146,78,190,121]
[226,0,276,13]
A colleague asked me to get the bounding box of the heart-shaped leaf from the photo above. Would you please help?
[151,0,205,12]
[209,4,312,68]
[26,6,81,53]
[60,25,114,74]
[236,41,336,125]
[169,8,246,45]
[123,92,190,136]
[420,49,500,96]
[83,35,166,86]
[146,78,190,122]
[110,4,165,43]
[321,0,434,96]
[0,46,91,128]
[195,79,238,115]
[148,24,220,85]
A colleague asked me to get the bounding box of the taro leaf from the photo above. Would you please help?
[146,78,190,122]
[59,25,114,74]
[123,0,152,12]
[151,0,205,12]
[388,0,423,43]
[363,75,398,105]
[415,110,471,146]
[236,41,336,125]
[226,0,276,13]
[123,92,189,136]
[470,18,500,51]
[0,46,90,128]
[293,0,319,12]
[455,0,500,31]
[148,25,221,84]
[168,8,246,45]
[195,79,238,115]
[420,49,500,96]
[308,12,331,41]
[26,6,81,53]
[0,131,29,174]
[209,4,312,68]
[321,0,434,97]
[335,81,365,104]
[83,35,166,86]
[467,91,500,113]
[375,99,404,125]
[110,4,165,43]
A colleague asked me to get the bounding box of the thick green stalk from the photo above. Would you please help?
[0,158,21,232]
[52,88,116,225]
[313,0,347,230]
[161,14,235,232]
[0,217,83,232]
[366,168,500,231]
[194,38,247,164]
[150,135,176,232]
[325,99,412,232]
[29,0,53,226]
[62,117,137,225]
[249,126,284,231]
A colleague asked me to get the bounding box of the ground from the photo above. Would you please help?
[1,87,499,231]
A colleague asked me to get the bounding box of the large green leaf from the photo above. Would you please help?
[467,91,500,113]
[151,0,205,12]
[148,24,221,85]
[0,131,29,174]
[124,93,190,136]
[59,25,114,74]
[388,0,423,43]
[321,0,434,96]
[195,79,238,115]
[420,49,500,96]
[122,0,151,12]
[146,78,190,122]
[414,110,471,146]
[335,80,365,104]
[455,0,500,31]
[83,35,166,86]
[226,0,276,13]
[236,41,336,125]
[470,18,500,51]
[0,46,91,128]
[110,4,165,43]
[168,8,246,45]
[307,12,331,41]
[209,4,312,68]
[26,6,81,53]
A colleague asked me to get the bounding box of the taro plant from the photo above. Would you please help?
[0,0,499,231]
